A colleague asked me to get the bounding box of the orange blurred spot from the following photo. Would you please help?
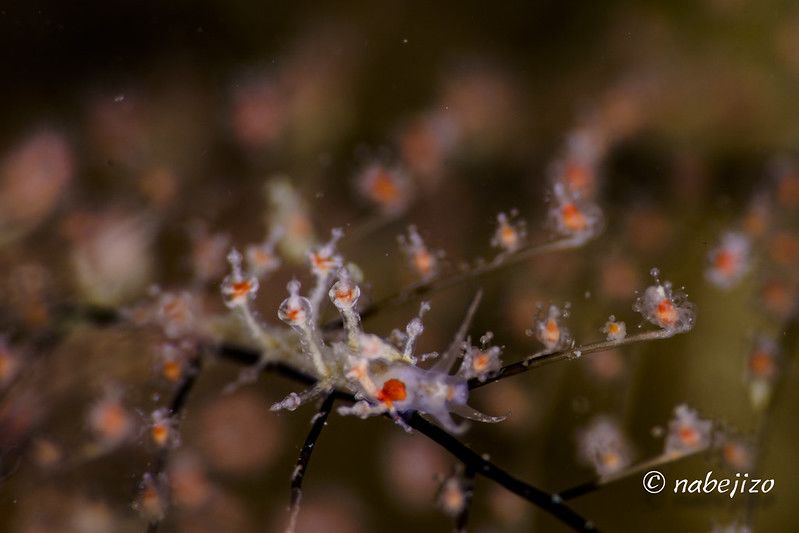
[561,203,587,232]
[163,360,182,383]
[414,250,433,275]
[599,451,620,469]
[749,351,774,378]
[563,163,593,194]
[151,423,169,446]
[370,171,400,205]
[500,225,518,249]
[473,353,490,371]
[713,249,735,275]
[97,403,129,440]
[678,425,699,447]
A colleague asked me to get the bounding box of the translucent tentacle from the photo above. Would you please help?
[433,289,483,373]
[450,404,507,424]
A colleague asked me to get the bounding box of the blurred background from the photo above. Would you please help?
[1,1,798,532]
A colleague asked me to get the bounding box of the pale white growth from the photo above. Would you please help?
[534,304,572,351]
[271,392,302,412]
[634,269,695,333]
[458,332,502,382]
[548,181,602,240]
[664,404,713,456]
[245,226,283,278]
[398,225,441,282]
[402,301,430,364]
[491,210,526,254]
[577,416,633,478]
[601,316,626,341]
[337,400,385,419]
[705,231,751,289]
[221,249,260,309]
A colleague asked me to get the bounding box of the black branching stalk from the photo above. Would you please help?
[287,392,337,533]
[406,413,597,532]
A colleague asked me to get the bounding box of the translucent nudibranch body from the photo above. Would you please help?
[223,228,503,434]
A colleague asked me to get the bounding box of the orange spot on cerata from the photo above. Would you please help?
[561,203,587,232]
[335,287,353,302]
[376,378,407,406]
[231,281,252,298]
[656,298,677,326]
[285,308,301,322]
[473,353,490,371]
[311,253,335,272]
